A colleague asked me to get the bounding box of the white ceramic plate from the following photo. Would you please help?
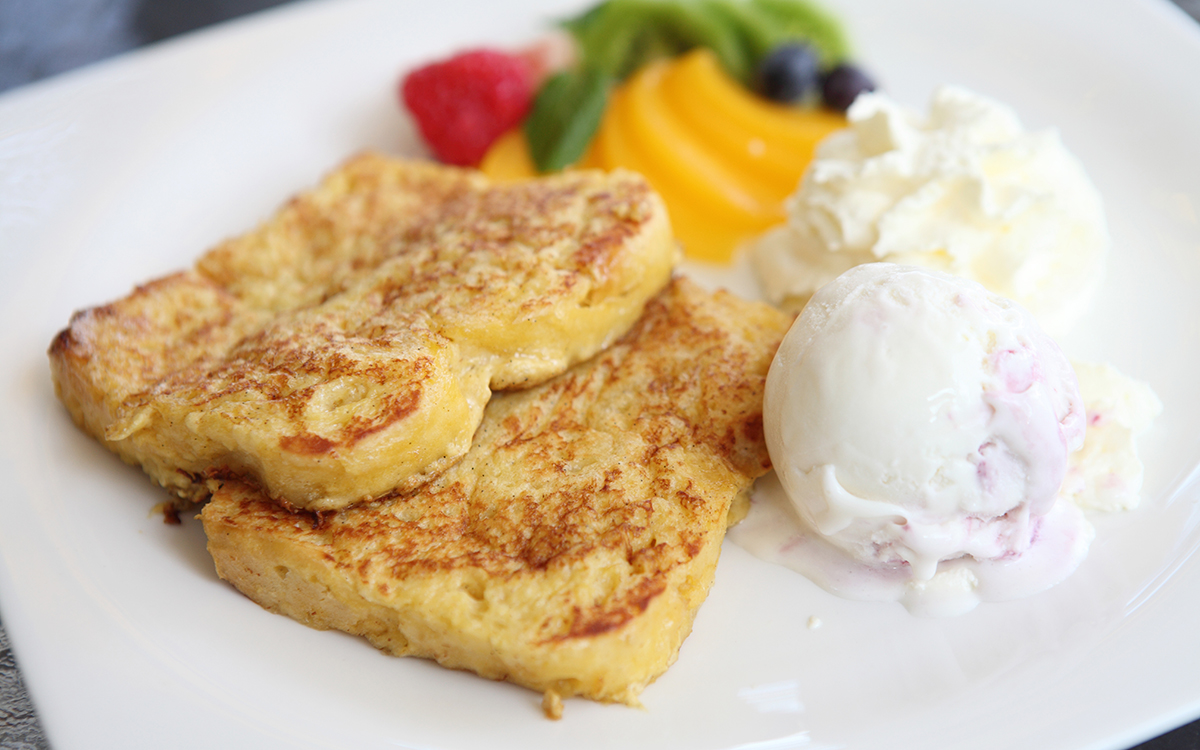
[2,0,1199,748]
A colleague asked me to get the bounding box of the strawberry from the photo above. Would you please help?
[400,49,535,166]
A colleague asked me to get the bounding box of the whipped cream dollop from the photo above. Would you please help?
[751,86,1109,336]
[1061,360,1163,512]
[736,263,1095,616]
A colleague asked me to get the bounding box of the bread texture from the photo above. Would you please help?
[48,154,677,511]
[201,277,792,706]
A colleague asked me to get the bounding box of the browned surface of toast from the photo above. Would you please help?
[49,154,677,511]
[201,277,792,706]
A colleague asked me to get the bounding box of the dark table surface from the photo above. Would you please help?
[2,1,1199,748]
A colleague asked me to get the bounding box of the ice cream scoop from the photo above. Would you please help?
[747,263,1093,615]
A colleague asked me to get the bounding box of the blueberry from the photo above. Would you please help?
[821,63,877,112]
[757,43,821,103]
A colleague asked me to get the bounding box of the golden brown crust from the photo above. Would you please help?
[49,154,677,511]
[202,277,793,707]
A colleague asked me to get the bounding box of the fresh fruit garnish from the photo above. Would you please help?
[397,0,874,263]
[482,49,846,263]
[479,128,539,180]
[400,49,535,166]
[522,0,864,174]
[820,62,877,111]
[756,42,821,102]
[564,0,850,85]
[524,67,612,172]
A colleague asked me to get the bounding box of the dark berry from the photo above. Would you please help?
[757,43,821,103]
[400,49,534,166]
[821,63,877,112]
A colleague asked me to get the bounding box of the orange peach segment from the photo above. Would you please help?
[477,49,847,263]
[478,127,537,181]
[661,50,845,196]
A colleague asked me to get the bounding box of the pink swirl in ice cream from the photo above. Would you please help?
[737,262,1094,615]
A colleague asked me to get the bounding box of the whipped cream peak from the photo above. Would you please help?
[755,85,1109,336]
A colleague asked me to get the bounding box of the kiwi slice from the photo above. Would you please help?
[524,67,612,172]
[746,0,850,65]
[565,0,754,82]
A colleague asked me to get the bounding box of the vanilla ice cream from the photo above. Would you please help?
[751,86,1108,336]
[740,263,1094,616]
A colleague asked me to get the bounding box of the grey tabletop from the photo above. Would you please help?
[2,1,1200,748]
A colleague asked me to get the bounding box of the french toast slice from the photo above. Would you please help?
[201,277,793,707]
[49,154,677,511]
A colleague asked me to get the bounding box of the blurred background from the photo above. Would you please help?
[2,0,1199,93]
[1,0,291,92]
[2,1,1200,750]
